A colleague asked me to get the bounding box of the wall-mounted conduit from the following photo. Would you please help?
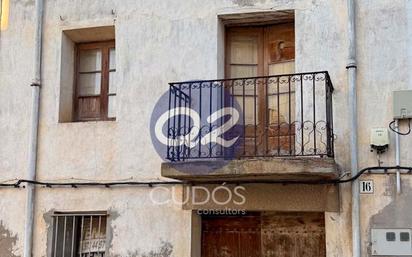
[1,166,411,188]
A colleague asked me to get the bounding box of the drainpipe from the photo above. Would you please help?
[346,0,360,257]
[24,0,43,256]
[395,120,401,194]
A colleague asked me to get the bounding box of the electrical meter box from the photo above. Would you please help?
[393,90,412,119]
[371,228,412,255]
[370,128,389,147]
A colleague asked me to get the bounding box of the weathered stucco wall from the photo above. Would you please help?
[355,1,412,255]
[33,187,192,257]
[1,0,412,256]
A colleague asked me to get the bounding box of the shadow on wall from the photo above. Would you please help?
[113,241,173,257]
[0,221,19,257]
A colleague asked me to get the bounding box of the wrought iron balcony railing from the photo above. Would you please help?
[166,71,334,161]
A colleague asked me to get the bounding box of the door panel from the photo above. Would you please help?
[227,28,263,136]
[226,24,295,156]
[264,24,295,155]
[230,65,258,78]
[268,61,294,76]
[226,28,263,78]
[261,212,326,257]
[230,36,258,70]
[201,212,325,257]
[202,215,260,257]
[264,24,295,66]
[202,229,239,257]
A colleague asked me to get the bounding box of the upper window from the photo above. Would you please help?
[51,212,107,257]
[74,41,116,121]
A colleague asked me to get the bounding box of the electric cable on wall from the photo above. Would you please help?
[1,166,412,188]
[389,119,411,135]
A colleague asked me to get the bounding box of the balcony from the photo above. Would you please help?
[161,71,338,182]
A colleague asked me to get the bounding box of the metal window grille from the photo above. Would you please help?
[51,212,107,257]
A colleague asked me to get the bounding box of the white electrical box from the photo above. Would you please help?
[370,128,389,147]
[393,90,412,119]
[371,228,412,255]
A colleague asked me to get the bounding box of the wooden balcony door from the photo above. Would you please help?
[201,212,326,257]
[226,23,295,156]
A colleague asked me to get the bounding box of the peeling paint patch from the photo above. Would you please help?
[367,181,412,255]
[0,221,19,257]
[114,240,173,257]
[371,181,412,228]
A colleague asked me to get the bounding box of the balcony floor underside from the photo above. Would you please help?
[161,157,340,182]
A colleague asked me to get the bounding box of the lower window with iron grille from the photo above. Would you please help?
[51,212,107,257]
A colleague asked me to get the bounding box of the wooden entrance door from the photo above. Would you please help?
[201,212,325,257]
[226,24,295,156]
[202,215,261,257]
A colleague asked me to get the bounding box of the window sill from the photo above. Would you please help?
[75,118,116,122]
[59,118,116,123]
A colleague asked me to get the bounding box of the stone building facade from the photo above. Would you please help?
[1,0,412,256]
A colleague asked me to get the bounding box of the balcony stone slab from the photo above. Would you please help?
[161,157,340,182]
